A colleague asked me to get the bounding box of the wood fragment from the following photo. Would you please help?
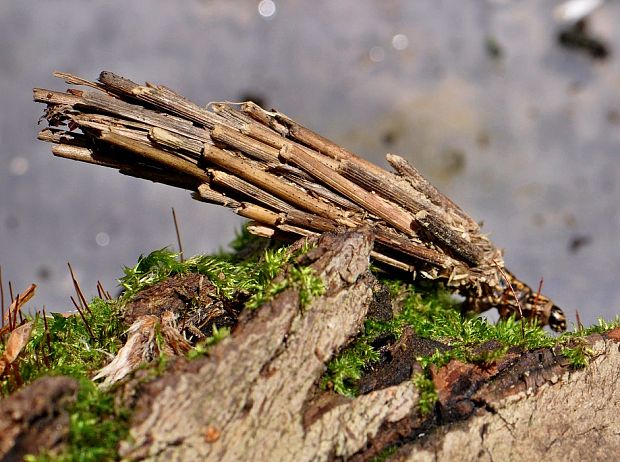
[211,123,280,162]
[100,131,210,182]
[33,88,84,106]
[387,153,476,227]
[203,144,350,223]
[98,71,142,98]
[194,184,240,208]
[279,143,416,237]
[51,144,121,168]
[149,127,205,158]
[131,84,228,130]
[210,170,295,213]
[53,71,102,91]
[241,101,289,135]
[37,128,88,146]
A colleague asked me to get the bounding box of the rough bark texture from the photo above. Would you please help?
[120,229,422,461]
[0,376,79,461]
[1,231,619,460]
[115,229,620,462]
[393,335,620,462]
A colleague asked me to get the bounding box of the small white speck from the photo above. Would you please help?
[258,0,276,19]
[95,232,110,247]
[391,34,409,50]
[9,156,29,176]
[554,0,603,23]
[369,46,385,63]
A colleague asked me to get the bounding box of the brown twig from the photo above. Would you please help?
[533,277,544,311]
[67,263,91,315]
[11,295,19,332]
[493,261,525,338]
[70,296,96,342]
[42,307,52,367]
[171,208,184,262]
[575,309,583,332]
[96,281,112,301]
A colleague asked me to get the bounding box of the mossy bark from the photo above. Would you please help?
[0,376,79,461]
[2,230,619,461]
[117,230,620,462]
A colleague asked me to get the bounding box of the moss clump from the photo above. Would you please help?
[3,297,129,462]
[560,342,594,369]
[3,297,125,395]
[557,317,620,368]
[321,333,381,397]
[322,278,618,404]
[25,379,129,462]
[187,324,231,359]
[323,280,555,397]
[567,316,620,336]
[412,372,438,416]
[120,237,320,311]
[3,230,326,461]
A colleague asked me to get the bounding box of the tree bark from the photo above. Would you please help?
[392,334,620,462]
[116,230,620,461]
[2,230,618,461]
[0,376,79,461]
[119,228,423,461]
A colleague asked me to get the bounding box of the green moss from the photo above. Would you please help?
[67,380,129,461]
[6,297,128,461]
[560,341,595,368]
[321,338,381,396]
[25,379,129,462]
[412,372,438,416]
[2,297,125,394]
[291,265,325,308]
[187,324,231,359]
[322,278,613,405]
[567,316,620,336]
[246,263,325,311]
[120,238,321,312]
[555,317,619,368]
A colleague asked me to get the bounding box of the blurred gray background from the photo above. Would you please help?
[1,0,618,326]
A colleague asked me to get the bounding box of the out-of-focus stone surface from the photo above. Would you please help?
[1,1,619,324]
